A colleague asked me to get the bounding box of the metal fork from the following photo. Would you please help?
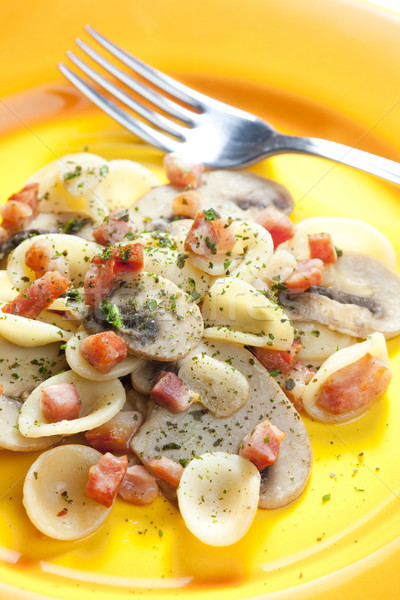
[59,26,400,184]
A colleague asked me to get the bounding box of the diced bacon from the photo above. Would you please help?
[281,361,315,412]
[284,258,324,292]
[85,410,143,453]
[150,371,200,412]
[147,456,184,488]
[84,453,128,508]
[316,353,392,415]
[8,183,39,212]
[163,153,204,189]
[308,233,337,264]
[118,465,159,505]
[256,205,295,248]
[239,420,286,471]
[0,201,33,231]
[92,208,134,246]
[1,271,70,319]
[40,383,82,423]
[111,243,144,273]
[172,190,202,218]
[252,339,302,374]
[84,255,115,306]
[184,211,235,259]
[25,240,70,279]
[80,331,128,374]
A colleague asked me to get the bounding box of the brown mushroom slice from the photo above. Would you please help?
[279,252,400,339]
[131,340,312,509]
[129,170,293,232]
[85,272,203,362]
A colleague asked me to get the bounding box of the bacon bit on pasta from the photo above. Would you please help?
[252,340,302,374]
[256,205,295,248]
[239,420,286,471]
[1,271,70,319]
[0,184,39,233]
[316,353,392,415]
[80,331,128,374]
[92,208,134,246]
[147,456,184,488]
[150,371,200,412]
[40,383,82,423]
[308,233,337,264]
[8,183,39,212]
[0,384,3,395]
[284,258,324,292]
[25,240,70,279]
[84,453,128,508]
[84,255,115,306]
[85,410,143,453]
[118,465,159,505]
[172,190,202,218]
[111,243,144,273]
[184,211,235,259]
[282,361,315,412]
[163,153,204,189]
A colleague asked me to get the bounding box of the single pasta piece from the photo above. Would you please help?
[84,452,128,508]
[85,410,143,453]
[172,190,202,218]
[1,271,70,319]
[118,465,159,505]
[163,153,204,188]
[150,371,200,412]
[239,420,286,471]
[308,232,337,263]
[256,205,295,248]
[80,331,128,374]
[147,456,184,488]
[40,383,82,423]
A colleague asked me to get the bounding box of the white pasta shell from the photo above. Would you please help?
[230,222,274,283]
[295,321,358,364]
[302,332,389,423]
[0,335,67,397]
[296,216,396,268]
[178,354,249,417]
[0,303,72,346]
[0,394,60,451]
[202,277,294,350]
[97,159,160,210]
[262,249,297,283]
[19,371,125,437]
[177,452,260,546]
[7,233,102,290]
[66,331,142,381]
[23,444,112,540]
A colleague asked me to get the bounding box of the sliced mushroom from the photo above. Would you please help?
[129,170,293,233]
[85,271,203,361]
[279,252,400,339]
[131,340,312,509]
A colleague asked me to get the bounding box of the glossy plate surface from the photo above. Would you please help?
[0,1,400,599]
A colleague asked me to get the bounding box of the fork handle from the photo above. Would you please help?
[270,133,400,186]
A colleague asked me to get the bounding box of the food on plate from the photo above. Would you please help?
[0,151,397,546]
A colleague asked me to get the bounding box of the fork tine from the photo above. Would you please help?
[85,25,205,111]
[66,51,186,140]
[58,62,181,154]
[75,38,196,126]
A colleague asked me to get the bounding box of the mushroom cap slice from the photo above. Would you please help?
[129,170,293,232]
[131,340,312,509]
[85,271,204,362]
[279,252,400,339]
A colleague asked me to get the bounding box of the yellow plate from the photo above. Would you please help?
[0,1,400,599]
